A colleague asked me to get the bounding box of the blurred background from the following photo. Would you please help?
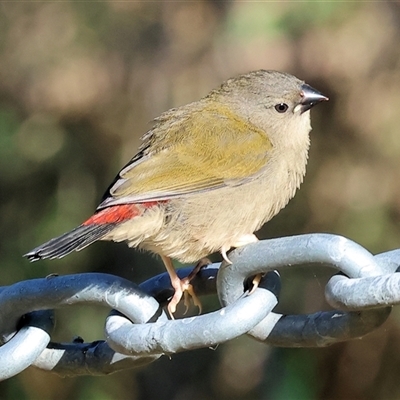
[1,1,400,399]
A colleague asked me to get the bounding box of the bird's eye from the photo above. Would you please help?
[274,103,289,113]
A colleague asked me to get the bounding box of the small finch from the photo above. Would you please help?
[25,70,328,315]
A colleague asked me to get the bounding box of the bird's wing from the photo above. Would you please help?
[98,103,273,209]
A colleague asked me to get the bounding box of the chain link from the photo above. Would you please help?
[1,233,399,380]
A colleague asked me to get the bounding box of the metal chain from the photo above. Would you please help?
[1,233,399,381]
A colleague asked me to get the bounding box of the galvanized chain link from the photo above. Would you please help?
[1,233,399,381]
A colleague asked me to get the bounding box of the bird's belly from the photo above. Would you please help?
[141,172,298,263]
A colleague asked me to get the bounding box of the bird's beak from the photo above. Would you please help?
[298,84,329,114]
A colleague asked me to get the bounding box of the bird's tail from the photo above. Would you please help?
[24,203,145,261]
[24,223,116,261]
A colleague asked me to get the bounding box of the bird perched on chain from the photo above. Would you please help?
[25,70,328,315]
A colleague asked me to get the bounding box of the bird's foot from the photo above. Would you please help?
[248,273,263,295]
[221,234,259,264]
[165,257,210,318]
[167,277,190,318]
[167,278,202,318]
[182,257,211,314]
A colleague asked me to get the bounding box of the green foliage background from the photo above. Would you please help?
[1,1,400,399]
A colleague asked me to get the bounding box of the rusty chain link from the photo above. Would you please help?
[1,233,399,381]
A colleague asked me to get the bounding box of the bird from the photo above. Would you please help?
[25,70,328,315]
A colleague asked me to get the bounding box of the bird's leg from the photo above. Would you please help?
[185,257,211,282]
[221,234,262,294]
[160,255,203,318]
[160,255,184,318]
